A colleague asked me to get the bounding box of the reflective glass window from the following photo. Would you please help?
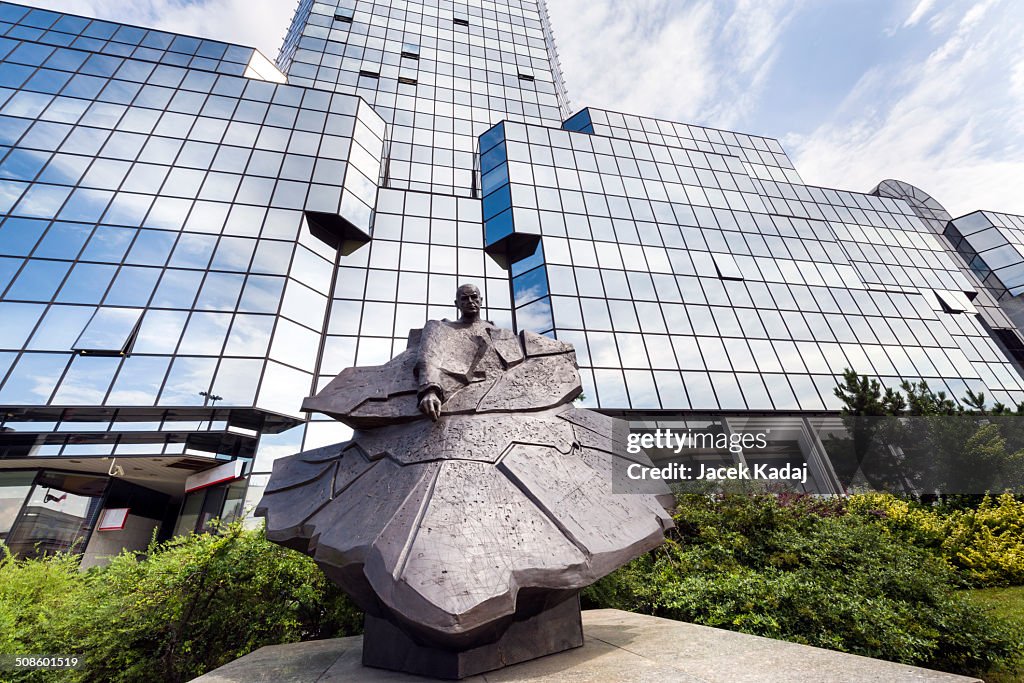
[178,312,231,355]
[56,263,115,304]
[72,307,143,354]
[0,352,69,403]
[5,259,69,301]
[51,354,120,404]
[27,304,93,351]
[132,309,187,354]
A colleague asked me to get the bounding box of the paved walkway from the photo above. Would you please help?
[192,608,981,682]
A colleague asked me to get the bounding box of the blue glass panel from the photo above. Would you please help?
[149,64,185,88]
[0,255,20,293]
[56,262,115,304]
[51,13,88,33]
[125,229,176,266]
[0,5,30,23]
[178,311,231,354]
[104,266,159,306]
[213,357,261,405]
[196,272,244,310]
[478,121,504,154]
[170,34,201,55]
[158,356,216,405]
[0,301,45,348]
[7,41,55,66]
[61,73,106,99]
[114,59,154,83]
[132,309,186,353]
[481,184,511,220]
[562,109,593,133]
[51,354,121,404]
[512,265,548,307]
[5,258,68,301]
[19,121,71,151]
[224,45,251,63]
[98,79,140,105]
[0,116,31,144]
[480,162,508,196]
[40,96,88,124]
[140,30,173,50]
[13,183,70,217]
[0,90,51,118]
[27,304,94,351]
[6,25,40,43]
[238,275,284,313]
[82,19,118,40]
[73,307,143,352]
[0,36,15,61]
[510,240,545,277]
[0,148,47,180]
[24,68,72,95]
[0,62,33,89]
[43,47,88,72]
[250,240,291,274]
[196,41,228,60]
[112,25,146,45]
[81,53,122,77]
[134,84,174,108]
[22,10,60,31]
[0,178,25,213]
[58,188,112,222]
[107,355,169,405]
[0,352,69,403]
[0,216,45,255]
[81,226,135,262]
[480,141,506,174]
[35,154,87,185]
[483,208,513,246]
[151,268,202,308]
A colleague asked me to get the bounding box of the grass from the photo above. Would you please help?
[965,587,1024,683]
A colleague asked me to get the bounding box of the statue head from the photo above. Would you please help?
[455,284,482,322]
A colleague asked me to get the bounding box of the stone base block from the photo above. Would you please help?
[362,595,583,679]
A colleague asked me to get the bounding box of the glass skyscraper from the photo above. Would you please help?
[1,0,1022,560]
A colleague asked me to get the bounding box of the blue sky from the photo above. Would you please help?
[32,0,1024,217]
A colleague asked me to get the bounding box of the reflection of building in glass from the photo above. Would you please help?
[1,0,1023,556]
[944,211,1024,330]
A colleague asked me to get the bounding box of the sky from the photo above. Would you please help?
[27,0,1024,218]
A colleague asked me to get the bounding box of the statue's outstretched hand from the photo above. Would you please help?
[419,391,442,421]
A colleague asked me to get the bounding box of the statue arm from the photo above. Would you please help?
[414,321,446,417]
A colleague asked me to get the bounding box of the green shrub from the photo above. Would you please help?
[584,494,1023,676]
[850,492,1024,587]
[0,522,362,683]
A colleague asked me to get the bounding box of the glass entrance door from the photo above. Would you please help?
[4,471,106,559]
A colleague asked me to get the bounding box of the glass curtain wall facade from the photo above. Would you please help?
[0,0,391,552]
[479,108,1024,412]
[2,0,1024,547]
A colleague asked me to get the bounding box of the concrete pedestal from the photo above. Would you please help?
[361,593,584,679]
[191,609,981,682]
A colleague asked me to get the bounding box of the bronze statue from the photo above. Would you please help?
[256,283,672,679]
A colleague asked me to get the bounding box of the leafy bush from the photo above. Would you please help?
[850,493,1024,587]
[584,493,1023,676]
[0,522,362,683]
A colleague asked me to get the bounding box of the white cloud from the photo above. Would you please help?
[785,0,1024,217]
[546,0,797,129]
[29,0,294,61]
[903,0,937,28]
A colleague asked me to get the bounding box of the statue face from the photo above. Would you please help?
[455,286,482,317]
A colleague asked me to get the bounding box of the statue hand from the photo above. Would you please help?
[419,391,442,421]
